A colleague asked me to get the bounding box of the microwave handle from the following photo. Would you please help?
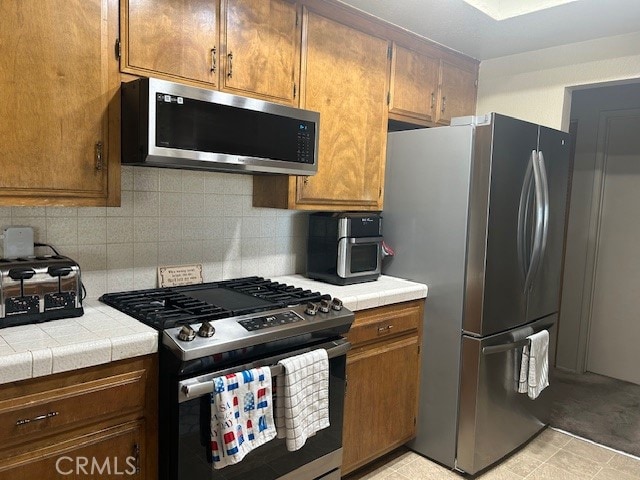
[348,237,383,245]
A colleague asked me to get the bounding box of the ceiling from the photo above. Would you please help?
[337,0,640,60]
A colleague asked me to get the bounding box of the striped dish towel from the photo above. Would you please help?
[275,349,330,451]
[210,366,277,469]
[518,330,550,399]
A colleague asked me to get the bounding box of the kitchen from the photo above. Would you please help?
[1,0,640,479]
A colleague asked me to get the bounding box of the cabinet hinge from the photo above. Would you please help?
[115,38,121,60]
[95,141,104,171]
[387,44,392,59]
[387,91,390,105]
[293,83,297,99]
[417,344,421,354]
[414,417,417,426]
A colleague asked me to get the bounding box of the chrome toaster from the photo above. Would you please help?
[0,255,83,328]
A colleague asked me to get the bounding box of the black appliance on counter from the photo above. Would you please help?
[100,276,354,480]
[0,255,83,328]
[307,212,383,285]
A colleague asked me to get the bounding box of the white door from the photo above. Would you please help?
[586,111,640,385]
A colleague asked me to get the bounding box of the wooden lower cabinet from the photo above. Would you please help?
[0,421,145,479]
[342,300,424,475]
[0,355,157,479]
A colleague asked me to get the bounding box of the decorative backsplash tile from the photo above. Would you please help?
[0,167,308,299]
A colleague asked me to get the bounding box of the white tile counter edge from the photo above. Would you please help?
[271,274,428,312]
[0,300,157,385]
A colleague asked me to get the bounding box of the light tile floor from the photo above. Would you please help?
[346,428,640,479]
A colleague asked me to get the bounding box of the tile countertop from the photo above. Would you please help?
[0,300,157,385]
[271,274,428,311]
[0,275,426,386]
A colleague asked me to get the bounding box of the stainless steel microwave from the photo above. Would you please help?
[307,212,383,285]
[121,78,319,175]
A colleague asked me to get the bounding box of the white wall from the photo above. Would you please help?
[476,31,640,130]
[0,167,308,299]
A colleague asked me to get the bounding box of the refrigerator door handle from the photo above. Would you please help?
[481,317,555,356]
[482,338,530,356]
[517,152,535,282]
[524,151,545,292]
[537,150,550,266]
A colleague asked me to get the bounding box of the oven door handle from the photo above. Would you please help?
[178,339,351,402]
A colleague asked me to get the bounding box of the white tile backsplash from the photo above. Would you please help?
[2,167,307,298]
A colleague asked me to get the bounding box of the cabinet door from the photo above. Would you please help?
[122,0,219,87]
[342,335,420,474]
[389,44,439,124]
[221,0,300,105]
[0,0,118,206]
[0,421,146,479]
[436,60,477,125]
[296,10,389,210]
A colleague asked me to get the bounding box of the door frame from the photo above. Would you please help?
[577,108,640,372]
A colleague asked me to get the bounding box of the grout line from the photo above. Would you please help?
[550,426,640,460]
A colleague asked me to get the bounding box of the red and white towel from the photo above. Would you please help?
[210,367,276,469]
[275,349,330,451]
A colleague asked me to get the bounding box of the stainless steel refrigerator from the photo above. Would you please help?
[383,113,571,475]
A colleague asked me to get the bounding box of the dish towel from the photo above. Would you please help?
[518,330,550,399]
[210,366,277,469]
[275,349,330,451]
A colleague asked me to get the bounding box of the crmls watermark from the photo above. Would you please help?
[55,456,137,476]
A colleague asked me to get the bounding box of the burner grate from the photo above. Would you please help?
[99,276,329,330]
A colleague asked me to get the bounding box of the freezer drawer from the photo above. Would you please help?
[456,315,556,474]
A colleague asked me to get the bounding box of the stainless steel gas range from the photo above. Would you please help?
[100,276,354,480]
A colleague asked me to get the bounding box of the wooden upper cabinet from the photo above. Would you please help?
[0,0,120,206]
[253,9,389,211]
[220,0,301,105]
[435,60,478,125]
[297,11,389,209]
[121,0,220,87]
[389,43,439,125]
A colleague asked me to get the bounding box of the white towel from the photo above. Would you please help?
[275,349,330,451]
[210,366,277,469]
[518,330,550,399]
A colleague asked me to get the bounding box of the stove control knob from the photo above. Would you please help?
[319,299,331,313]
[331,298,343,311]
[178,325,196,342]
[198,321,216,338]
[305,302,319,316]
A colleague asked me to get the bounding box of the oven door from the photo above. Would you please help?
[175,339,349,480]
[337,237,382,279]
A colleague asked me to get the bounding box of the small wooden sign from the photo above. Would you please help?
[157,264,204,288]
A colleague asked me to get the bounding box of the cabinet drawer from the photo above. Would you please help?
[0,369,147,446]
[347,300,423,346]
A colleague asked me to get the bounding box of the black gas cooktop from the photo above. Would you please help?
[99,276,330,330]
